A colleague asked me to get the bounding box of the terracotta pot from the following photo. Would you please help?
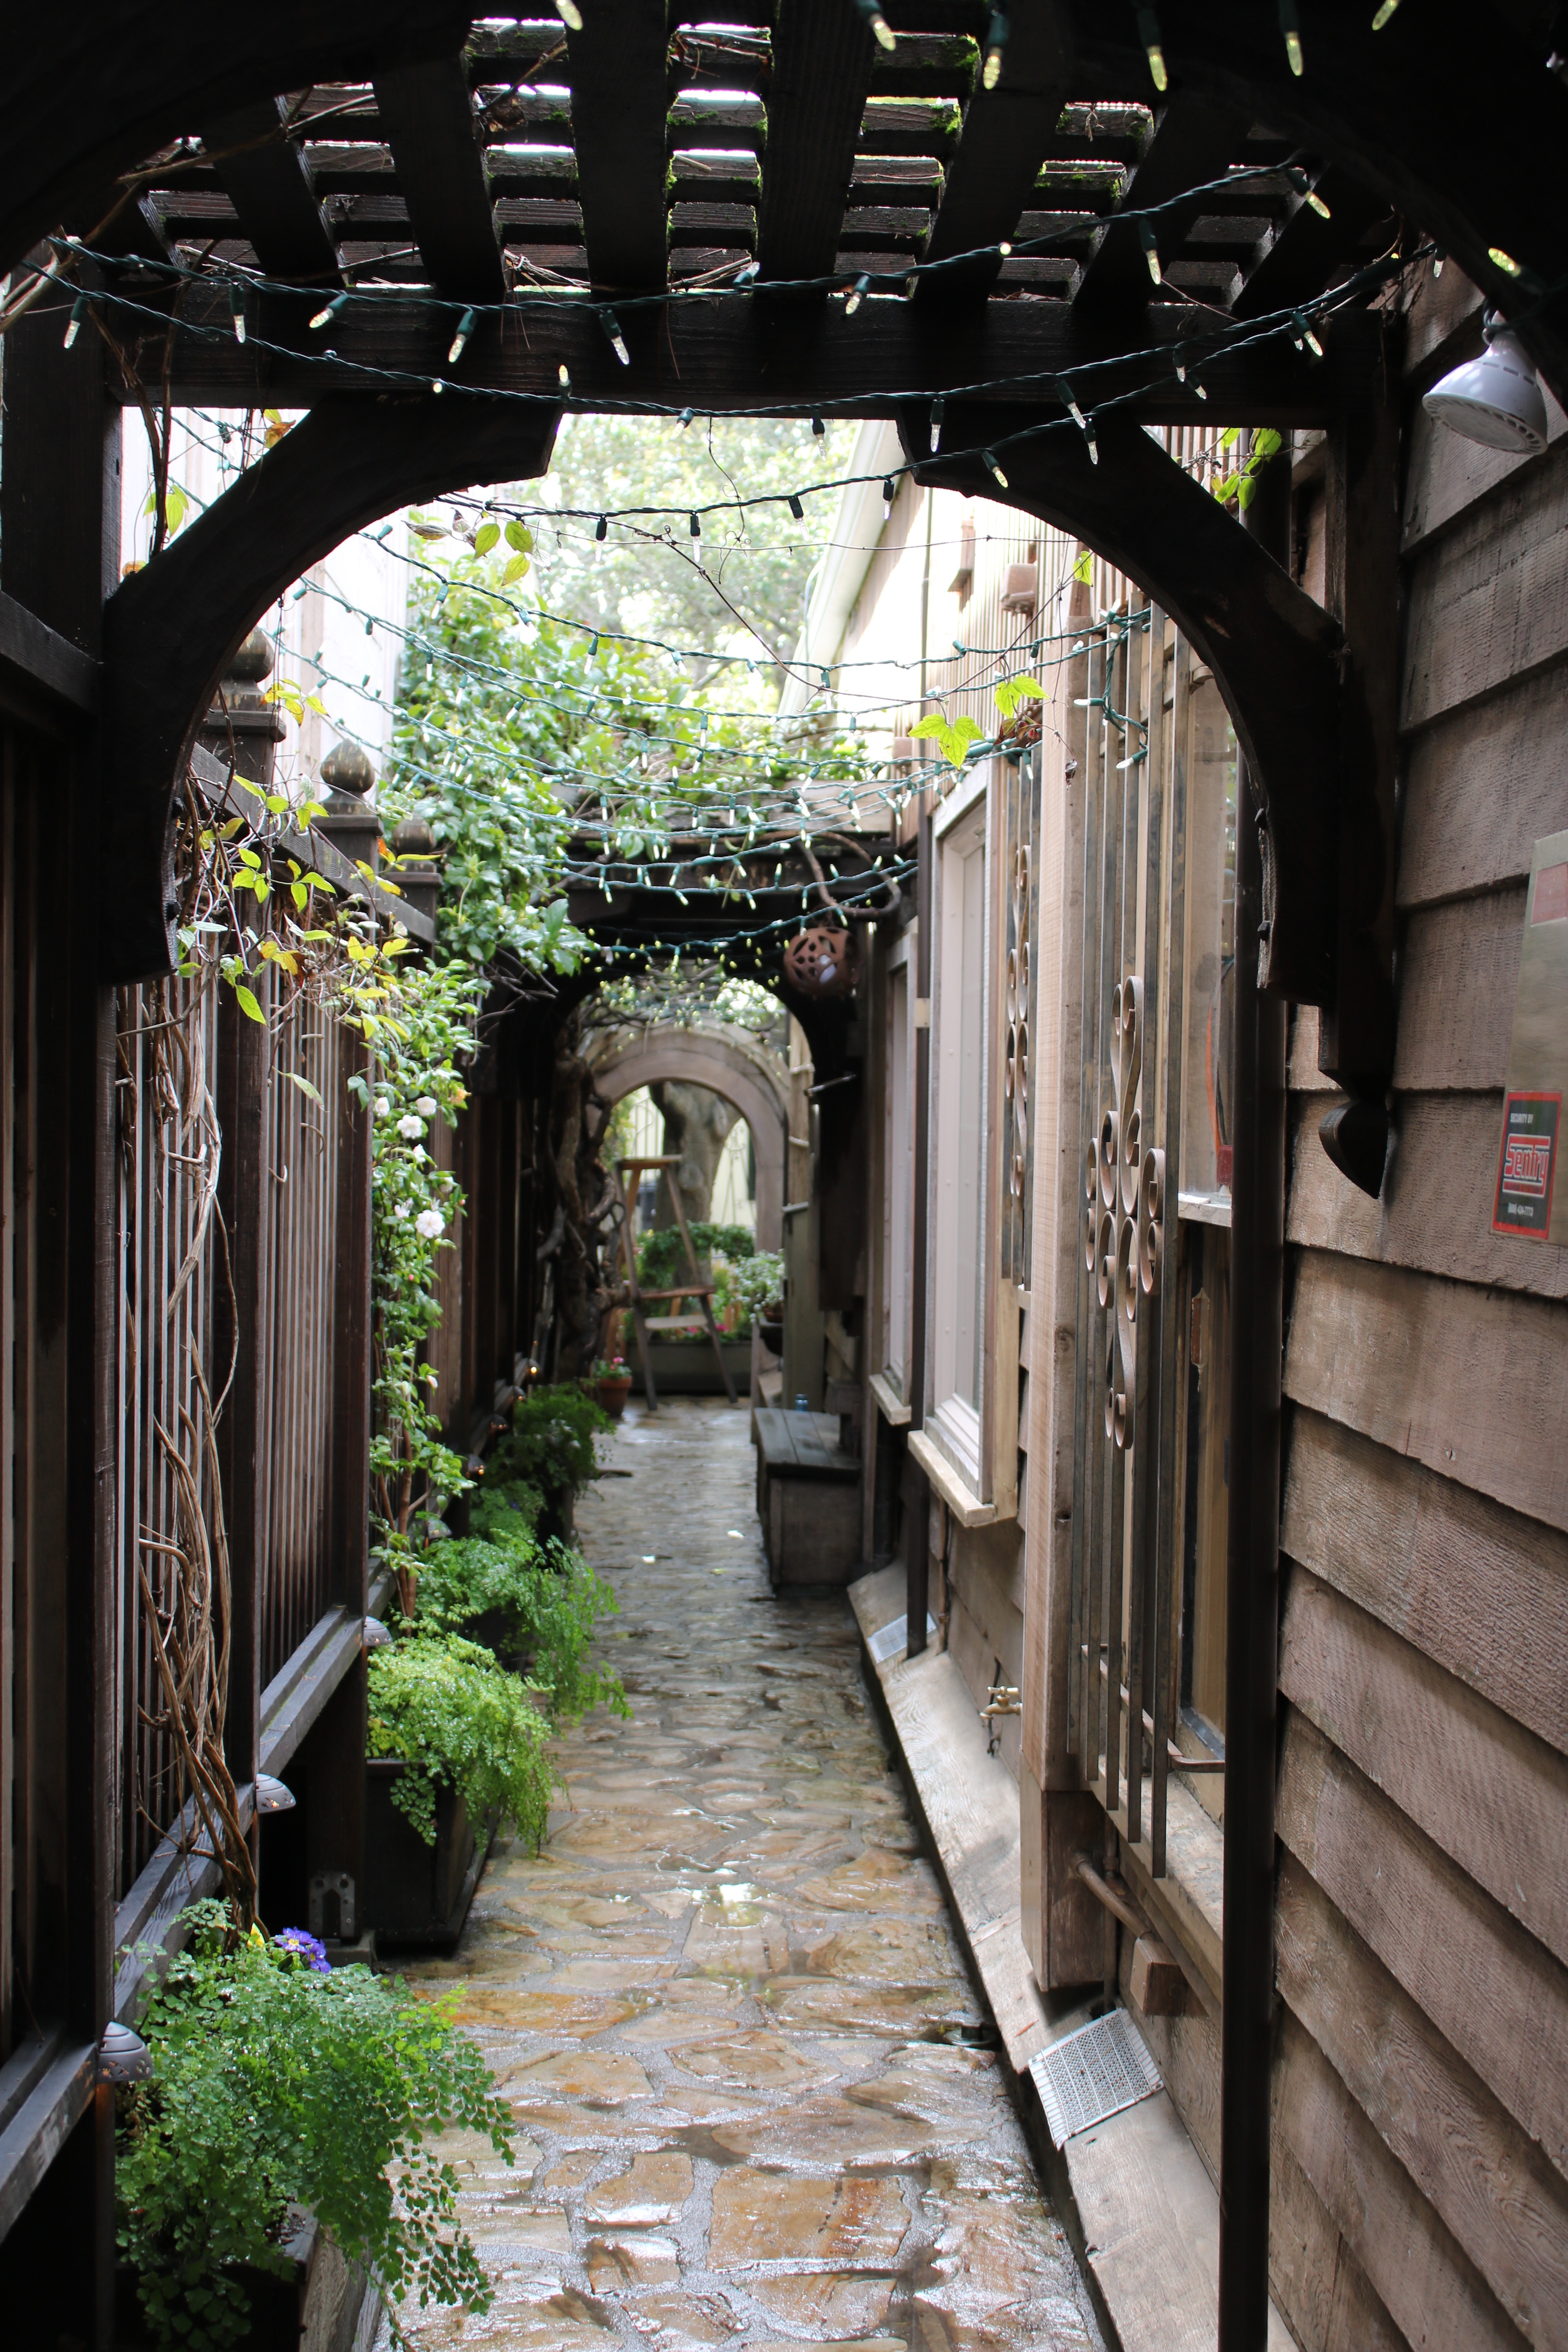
[597,1375,633,1419]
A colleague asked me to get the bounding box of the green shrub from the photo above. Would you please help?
[413,1534,628,1722]
[636,1220,754,1292]
[491,1381,610,1499]
[367,1633,557,1847]
[116,1902,512,2352]
[468,1476,542,1545]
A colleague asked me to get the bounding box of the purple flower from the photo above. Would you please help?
[274,1927,331,1975]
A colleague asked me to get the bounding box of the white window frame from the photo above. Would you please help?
[922,762,998,1501]
[876,929,916,1416]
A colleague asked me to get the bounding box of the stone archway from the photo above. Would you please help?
[584,1024,791,1250]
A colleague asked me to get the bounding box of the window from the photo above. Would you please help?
[1064,609,1232,1874]
[927,777,991,1488]
[882,944,913,1395]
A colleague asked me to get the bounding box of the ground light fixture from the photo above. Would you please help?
[362,1615,395,1650]
[98,2021,153,2085]
[254,1774,296,1814]
[1423,314,1549,454]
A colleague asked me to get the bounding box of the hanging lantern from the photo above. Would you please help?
[783,921,858,1000]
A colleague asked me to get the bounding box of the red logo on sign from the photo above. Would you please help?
[1502,1135,1553,1197]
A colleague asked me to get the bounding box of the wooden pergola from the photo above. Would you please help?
[1,7,1565,2344]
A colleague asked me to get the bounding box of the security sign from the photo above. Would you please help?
[1493,1091,1560,1238]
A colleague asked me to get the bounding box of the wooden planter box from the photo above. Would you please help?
[631,1339,752,1397]
[117,2209,377,2352]
[363,1760,489,1949]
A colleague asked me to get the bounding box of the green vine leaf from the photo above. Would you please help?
[233,984,265,1025]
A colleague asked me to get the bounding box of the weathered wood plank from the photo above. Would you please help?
[1273,2007,1526,2352]
[1401,434,1568,733]
[1232,166,1391,325]
[914,5,1070,298]
[0,587,101,720]
[1281,1407,1568,1753]
[1278,1708,1568,2181]
[1286,1092,1568,1303]
[1278,1564,1568,1965]
[565,0,670,293]
[1283,1248,1568,1533]
[1267,2132,1410,2352]
[372,54,506,301]
[756,0,875,285]
[1276,1850,1568,2347]
[1074,98,1245,316]
[1397,655,1568,911]
[1392,885,1524,1092]
[203,96,340,280]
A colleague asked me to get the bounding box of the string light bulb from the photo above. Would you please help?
[229,281,247,343]
[1279,0,1304,74]
[309,290,350,332]
[882,477,895,518]
[1290,308,1325,359]
[1488,248,1523,277]
[1136,8,1168,92]
[788,492,804,520]
[447,307,476,365]
[555,0,583,26]
[811,415,825,436]
[1371,0,1399,23]
[599,308,630,365]
[929,394,945,453]
[984,449,1009,490]
[845,274,871,314]
[595,514,608,541]
[853,0,897,50]
[1138,219,1161,283]
[63,294,88,348]
[690,511,701,539]
[982,7,1009,88]
[678,406,694,427]
[558,362,572,394]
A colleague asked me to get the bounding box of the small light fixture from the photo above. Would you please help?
[64,294,89,349]
[255,1773,297,1814]
[1423,314,1548,455]
[362,1615,395,1650]
[229,281,248,343]
[845,273,871,314]
[98,2021,154,2086]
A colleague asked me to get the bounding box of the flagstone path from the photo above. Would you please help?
[395,1396,1100,2352]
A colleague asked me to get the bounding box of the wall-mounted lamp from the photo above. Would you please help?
[254,1774,296,1814]
[1423,314,1548,454]
[98,2021,153,2086]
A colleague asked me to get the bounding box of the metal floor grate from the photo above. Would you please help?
[866,1611,938,1665]
[1029,2007,1163,2147]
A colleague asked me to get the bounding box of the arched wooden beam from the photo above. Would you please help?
[902,404,1382,1036]
[585,1025,791,1249]
[1059,2,1568,406]
[4,8,1564,409]
[0,5,468,273]
[100,394,561,980]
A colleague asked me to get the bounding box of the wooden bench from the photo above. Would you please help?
[753,1406,862,1588]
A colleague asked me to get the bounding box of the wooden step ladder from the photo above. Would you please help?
[615,1155,737,1411]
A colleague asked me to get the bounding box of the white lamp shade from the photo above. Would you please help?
[1423,327,1548,455]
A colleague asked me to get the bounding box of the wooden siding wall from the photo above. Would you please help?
[1254,294,1568,2352]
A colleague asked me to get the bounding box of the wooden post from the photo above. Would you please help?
[905,793,933,1657]
[0,279,121,2344]
[214,985,269,1806]
[1318,318,1404,1094]
[1219,462,1291,2352]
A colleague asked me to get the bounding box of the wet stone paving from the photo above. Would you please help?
[396,1398,1099,2352]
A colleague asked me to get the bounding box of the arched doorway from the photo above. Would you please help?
[583,1021,791,1250]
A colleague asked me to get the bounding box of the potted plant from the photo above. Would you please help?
[731,1249,786,1354]
[116,1899,513,2351]
[593,1354,633,1417]
[483,1380,612,1543]
[365,1632,559,1945]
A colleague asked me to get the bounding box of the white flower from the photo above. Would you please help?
[373,1096,393,1120]
[393,1201,410,1220]
[397,1114,424,1139]
[415,1207,446,1240]
[415,1095,438,1116]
